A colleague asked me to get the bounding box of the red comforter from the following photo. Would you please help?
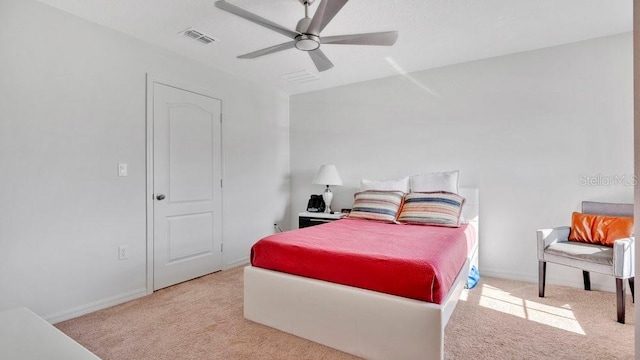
[251,218,474,304]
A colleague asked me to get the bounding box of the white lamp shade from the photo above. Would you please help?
[312,165,343,186]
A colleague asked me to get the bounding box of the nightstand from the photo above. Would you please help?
[298,211,345,228]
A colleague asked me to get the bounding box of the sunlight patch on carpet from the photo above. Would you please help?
[459,289,469,301]
[477,284,586,335]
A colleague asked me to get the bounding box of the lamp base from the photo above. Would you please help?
[322,186,333,213]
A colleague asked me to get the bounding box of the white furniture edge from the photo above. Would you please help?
[298,211,345,220]
[0,307,100,360]
[244,187,479,360]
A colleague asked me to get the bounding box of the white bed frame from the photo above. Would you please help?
[244,188,479,360]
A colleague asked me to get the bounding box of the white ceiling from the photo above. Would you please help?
[37,0,632,95]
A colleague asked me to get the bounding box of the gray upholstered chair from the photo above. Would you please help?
[537,201,634,323]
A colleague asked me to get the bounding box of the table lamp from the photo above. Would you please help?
[312,165,342,213]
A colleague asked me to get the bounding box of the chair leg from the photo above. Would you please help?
[538,261,546,297]
[616,278,626,324]
[629,277,635,303]
[582,271,591,291]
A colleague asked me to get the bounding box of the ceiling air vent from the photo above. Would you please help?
[181,28,216,45]
[280,70,320,84]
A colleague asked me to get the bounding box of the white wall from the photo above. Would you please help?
[0,0,290,322]
[290,33,633,292]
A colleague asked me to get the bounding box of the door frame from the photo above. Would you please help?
[145,74,224,294]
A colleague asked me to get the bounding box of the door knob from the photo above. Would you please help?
[156,194,166,201]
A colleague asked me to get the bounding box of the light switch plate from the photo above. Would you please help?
[118,245,129,260]
[118,163,128,177]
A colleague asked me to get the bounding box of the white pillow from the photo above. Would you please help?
[409,170,460,193]
[360,177,409,193]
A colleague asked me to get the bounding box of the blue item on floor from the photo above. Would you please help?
[466,265,480,289]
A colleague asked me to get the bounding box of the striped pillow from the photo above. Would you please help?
[348,191,405,223]
[397,192,465,227]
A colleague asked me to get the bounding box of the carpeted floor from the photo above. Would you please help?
[56,267,634,359]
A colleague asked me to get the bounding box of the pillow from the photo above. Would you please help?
[396,192,465,227]
[360,177,409,193]
[568,212,634,247]
[348,191,405,223]
[409,170,459,194]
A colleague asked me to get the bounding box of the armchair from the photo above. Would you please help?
[537,201,634,323]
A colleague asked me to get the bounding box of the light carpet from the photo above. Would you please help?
[56,267,634,359]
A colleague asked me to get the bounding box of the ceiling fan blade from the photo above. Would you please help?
[308,49,334,72]
[215,0,300,39]
[237,41,296,59]
[322,31,398,46]
[306,0,348,36]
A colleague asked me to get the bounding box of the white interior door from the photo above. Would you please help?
[152,82,222,291]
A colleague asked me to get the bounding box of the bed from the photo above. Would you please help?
[244,188,479,360]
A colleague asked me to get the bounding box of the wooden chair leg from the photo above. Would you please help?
[582,271,591,291]
[629,278,634,303]
[538,261,546,297]
[616,278,625,324]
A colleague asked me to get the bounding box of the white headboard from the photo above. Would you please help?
[459,187,479,222]
[459,187,479,268]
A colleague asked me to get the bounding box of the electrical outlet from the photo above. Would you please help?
[118,245,129,260]
[118,163,128,177]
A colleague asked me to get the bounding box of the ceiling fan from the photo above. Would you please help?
[214,0,399,72]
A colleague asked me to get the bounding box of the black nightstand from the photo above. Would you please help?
[298,212,344,228]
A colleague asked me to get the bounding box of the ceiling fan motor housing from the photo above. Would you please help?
[295,16,312,33]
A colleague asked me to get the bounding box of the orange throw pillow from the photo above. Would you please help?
[568,212,634,247]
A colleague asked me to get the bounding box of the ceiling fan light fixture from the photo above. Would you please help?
[295,34,320,51]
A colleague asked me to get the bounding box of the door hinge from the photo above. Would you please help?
[220,179,223,188]
[220,243,223,252]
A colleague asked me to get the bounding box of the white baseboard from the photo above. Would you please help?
[46,287,148,324]
[480,267,537,284]
[480,267,617,293]
[45,259,249,324]
[224,256,249,270]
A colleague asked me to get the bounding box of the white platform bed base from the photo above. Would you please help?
[245,258,469,360]
[244,188,479,360]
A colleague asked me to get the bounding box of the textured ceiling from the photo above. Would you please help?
[36,0,632,95]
